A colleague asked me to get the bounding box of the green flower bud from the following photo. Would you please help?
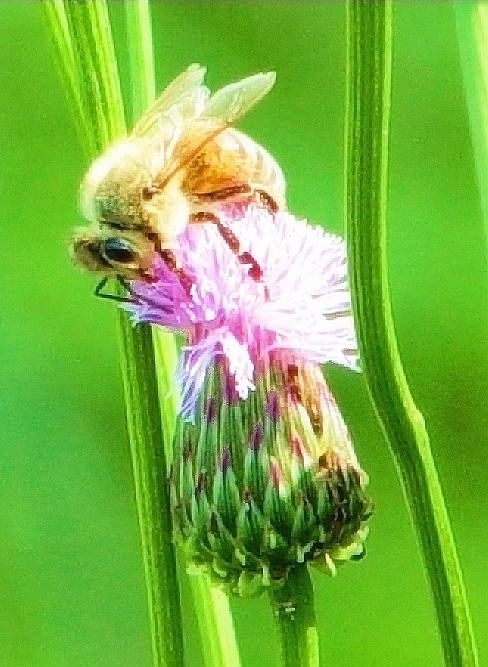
[171,352,372,596]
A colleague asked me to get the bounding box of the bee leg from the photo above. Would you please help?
[189,211,264,282]
[195,184,252,202]
[117,276,132,292]
[255,189,279,213]
[94,276,135,302]
[159,248,194,294]
[196,184,278,214]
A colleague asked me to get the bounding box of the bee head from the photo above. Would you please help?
[71,229,155,280]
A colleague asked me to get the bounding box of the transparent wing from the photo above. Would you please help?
[131,63,208,138]
[155,71,277,186]
[203,71,276,125]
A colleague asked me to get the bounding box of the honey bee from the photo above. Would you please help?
[72,64,285,296]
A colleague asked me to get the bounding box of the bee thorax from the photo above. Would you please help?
[144,176,191,242]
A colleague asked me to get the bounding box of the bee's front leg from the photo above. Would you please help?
[94,276,135,302]
[158,248,194,294]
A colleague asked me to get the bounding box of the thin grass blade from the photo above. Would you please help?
[344,3,478,665]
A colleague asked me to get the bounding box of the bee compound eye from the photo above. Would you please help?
[101,237,136,264]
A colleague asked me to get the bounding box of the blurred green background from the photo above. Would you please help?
[1,2,487,666]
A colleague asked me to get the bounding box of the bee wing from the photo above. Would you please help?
[131,63,208,138]
[202,71,276,125]
[155,71,277,186]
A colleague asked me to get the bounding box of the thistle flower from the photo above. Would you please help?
[124,204,372,595]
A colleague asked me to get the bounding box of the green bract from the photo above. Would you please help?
[172,353,372,596]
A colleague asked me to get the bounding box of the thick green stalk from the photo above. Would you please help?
[345,3,478,666]
[60,0,123,150]
[117,319,184,667]
[122,0,178,454]
[270,566,319,667]
[124,0,156,118]
[42,2,185,666]
[122,4,241,666]
[42,0,94,154]
[454,2,488,268]
[187,571,242,667]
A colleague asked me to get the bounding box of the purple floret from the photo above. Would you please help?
[123,205,358,420]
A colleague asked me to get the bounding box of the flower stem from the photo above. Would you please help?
[117,320,184,667]
[344,2,478,666]
[43,2,185,665]
[454,2,488,274]
[188,572,242,667]
[122,0,179,454]
[124,0,155,119]
[122,4,242,666]
[270,566,319,667]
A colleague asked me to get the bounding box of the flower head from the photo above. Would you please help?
[124,204,371,595]
[126,205,358,421]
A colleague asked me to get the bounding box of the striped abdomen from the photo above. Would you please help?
[183,127,286,211]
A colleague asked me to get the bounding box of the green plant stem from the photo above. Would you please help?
[122,0,180,451]
[117,320,184,667]
[62,0,124,150]
[42,2,185,666]
[121,4,241,666]
[125,0,156,118]
[454,2,488,269]
[344,3,478,666]
[269,565,319,667]
[42,0,93,153]
[187,572,242,667]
